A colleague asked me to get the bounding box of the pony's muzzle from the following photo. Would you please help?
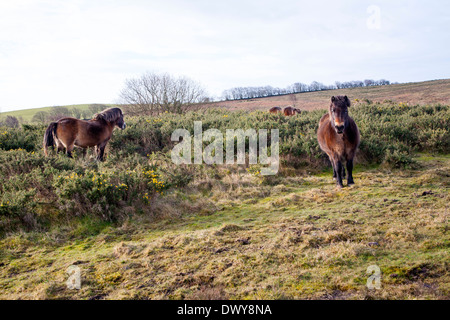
[335,124,344,134]
[334,121,345,133]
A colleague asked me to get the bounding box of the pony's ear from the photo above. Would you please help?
[331,96,336,102]
[344,96,350,106]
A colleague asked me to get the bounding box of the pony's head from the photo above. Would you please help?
[94,108,126,130]
[329,96,350,134]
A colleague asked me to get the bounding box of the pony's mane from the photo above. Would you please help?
[93,108,123,123]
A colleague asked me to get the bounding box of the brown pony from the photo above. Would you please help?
[317,96,360,188]
[43,107,126,161]
[269,106,282,114]
[283,106,301,116]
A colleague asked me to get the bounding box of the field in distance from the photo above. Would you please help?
[0,104,116,123]
[203,79,450,112]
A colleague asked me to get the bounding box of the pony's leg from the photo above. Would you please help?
[329,156,336,179]
[97,147,105,161]
[346,158,354,185]
[55,138,64,154]
[80,147,87,158]
[65,141,75,158]
[334,159,344,188]
[96,140,109,161]
[341,164,346,180]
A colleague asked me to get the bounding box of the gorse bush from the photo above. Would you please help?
[0,125,43,152]
[352,103,449,165]
[0,102,448,235]
[53,167,167,221]
[382,147,416,169]
[0,150,170,235]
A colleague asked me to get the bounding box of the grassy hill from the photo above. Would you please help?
[0,104,116,123]
[204,79,450,112]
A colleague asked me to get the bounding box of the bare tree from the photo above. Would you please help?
[222,89,232,100]
[119,72,208,115]
[289,94,297,108]
[292,82,308,93]
[309,81,326,91]
[32,111,49,124]
[47,106,71,121]
[4,115,19,128]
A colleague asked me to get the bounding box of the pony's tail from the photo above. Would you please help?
[43,122,58,156]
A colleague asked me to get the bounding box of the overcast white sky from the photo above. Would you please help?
[1,0,449,112]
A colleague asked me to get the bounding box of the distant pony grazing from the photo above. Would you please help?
[269,106,282,114]
[317,96,360,187]
[283,106,301,116]
[43,107,126,161]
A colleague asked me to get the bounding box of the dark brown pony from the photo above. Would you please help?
[317,96,360,187]
[43,107,126,161]
[269,106,282,114]
[283,106,301,116]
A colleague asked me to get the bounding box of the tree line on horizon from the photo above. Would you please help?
[222,79,393,101]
